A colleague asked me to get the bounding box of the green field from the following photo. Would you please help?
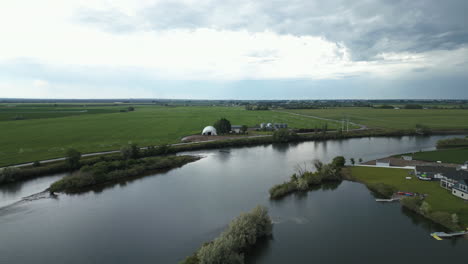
[350,166,468,227]
[283,108,468,130]
[0,106,337,167]
[413,148,468,164]
[0,104,130,121]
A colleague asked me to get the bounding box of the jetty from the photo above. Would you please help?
[431,229,468,240]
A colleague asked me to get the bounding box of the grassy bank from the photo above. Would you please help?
[412,148,468,164]
[349,166,468,230]
[49,155,199,193]
[180,205,272,264]
[436,137,468,149]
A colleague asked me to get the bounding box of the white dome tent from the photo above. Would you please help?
[202,126,217,136]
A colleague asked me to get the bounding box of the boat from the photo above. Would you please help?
[430,229,468,240]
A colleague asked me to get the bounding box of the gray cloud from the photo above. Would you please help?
[76,0,468,60]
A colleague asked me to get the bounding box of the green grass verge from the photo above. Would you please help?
[284,108,468,130]
[412,148,468,164]
[0,106,338,167]
[350,166,468,228]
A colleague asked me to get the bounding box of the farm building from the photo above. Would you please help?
[260,123,288,131]
[376,160,391,167]
[202,126,217,136]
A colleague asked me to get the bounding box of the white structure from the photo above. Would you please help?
[231,125,242,133]
[376,160,391,167]
[452,180,468,200]
[202,126,217,136]
[402,155,413,161]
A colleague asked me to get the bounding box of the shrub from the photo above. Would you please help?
[272,129,298,143]
[419,201,431,215]
[33,161,41,167]
[269,181,297,199]
[400,197,423,212]
[429,211,460,231]
[366,183,397,198]
[121,144,140,160]
[182,205,272,264]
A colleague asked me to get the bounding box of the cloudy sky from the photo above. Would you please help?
[1,0,467,99]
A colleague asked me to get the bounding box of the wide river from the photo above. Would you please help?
[0,135,466,263]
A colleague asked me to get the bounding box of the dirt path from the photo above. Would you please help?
[272,110,368,130]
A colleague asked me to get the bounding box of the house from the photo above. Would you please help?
[452,179,468,200]
[440,168,468,190]
[231,125,242,133]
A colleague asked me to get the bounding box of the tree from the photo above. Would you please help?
[451,213,459,224]
[127,106,135,112]
[66,148,81,169]
[121,144,140,160]
[419,201,431,215]
[358,158,363,163]
[241,125,248,134]
[332,156,346,168]
[214,118,232,134]
[350,158,355,166]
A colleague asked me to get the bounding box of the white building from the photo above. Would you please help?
[202,126,217,136]
[376,160,391,167]
[231,125,242,133]
[452,180,468,200]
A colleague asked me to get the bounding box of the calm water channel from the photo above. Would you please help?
[0,135,466,263]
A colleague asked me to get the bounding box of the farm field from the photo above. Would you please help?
[413,148,468,164]
[283,108,468,130]
[350,166,468,227]
[0,105,337,167]
[0,104,131,121]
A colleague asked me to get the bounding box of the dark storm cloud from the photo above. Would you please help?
[76,0,468,60]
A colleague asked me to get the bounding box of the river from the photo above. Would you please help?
[0,135,466,263]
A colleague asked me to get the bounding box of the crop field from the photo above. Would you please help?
[283,108,468,130]
[0,104,129,121]
[351,166,468,227]
[413,148,468,164]
[0,105,337,166]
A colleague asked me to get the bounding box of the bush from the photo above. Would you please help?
[366,183,397,198]
[121,144,140,160]
[269,181,297,199]
[429,211,460,231]
[436,137,468,149]
[400,197,423,212]
[182,205,272,264]
[33,161,41,167]
[272,129,298,143]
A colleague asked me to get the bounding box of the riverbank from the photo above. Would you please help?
[2,129,466,186]
[49,155,200,193]
[346,166,468,231]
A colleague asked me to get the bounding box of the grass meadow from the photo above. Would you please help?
[0,105,336,166]
[350,166,468,227]
[284,108,468,130]
[413,148,468,164]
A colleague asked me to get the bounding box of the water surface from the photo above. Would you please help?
[0,135,466,264]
